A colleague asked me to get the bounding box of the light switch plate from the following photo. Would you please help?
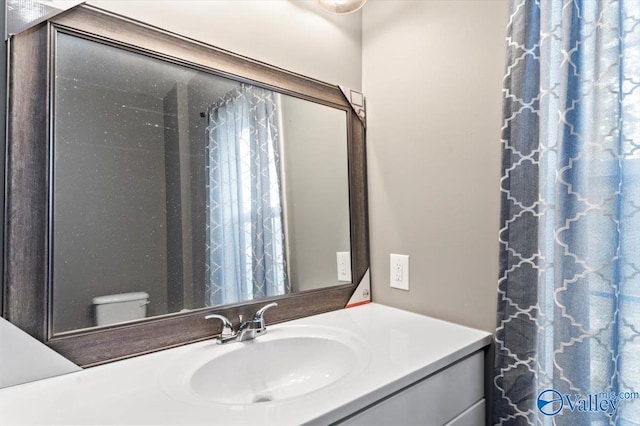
[337,252,352,282]
[390,254,409,290]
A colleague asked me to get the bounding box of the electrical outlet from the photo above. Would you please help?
[337,252,351,282]
[390,254,409,290]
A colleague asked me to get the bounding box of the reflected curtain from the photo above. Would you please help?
[205,84,290,306]
[495,1,640,425]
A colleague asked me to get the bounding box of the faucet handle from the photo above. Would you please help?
[253,302,278,323]
[205,314,235,338]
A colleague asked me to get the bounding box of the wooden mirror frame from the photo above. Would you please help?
[3,5,369,367]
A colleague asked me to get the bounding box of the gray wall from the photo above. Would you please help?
[87,0,363,91]
[279,95,351,292]
[363,0,508,333]
[164,82,194,312]
[53,78,168,333]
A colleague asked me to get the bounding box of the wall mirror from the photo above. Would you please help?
[53,32,351,334]
[4,5,369,366]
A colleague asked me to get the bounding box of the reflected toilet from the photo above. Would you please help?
[92,292,149,326]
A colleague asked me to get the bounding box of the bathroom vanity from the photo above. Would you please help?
[0,303,491,425]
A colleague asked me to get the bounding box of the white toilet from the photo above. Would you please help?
[92,292,150,326]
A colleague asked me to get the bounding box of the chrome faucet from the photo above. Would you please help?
[203,313,237,344]
[205,302,278,344]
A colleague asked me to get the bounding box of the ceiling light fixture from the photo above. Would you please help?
[316,0,367,15]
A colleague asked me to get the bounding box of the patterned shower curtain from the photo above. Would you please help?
[205,84,290,306]
[495,1,640,425]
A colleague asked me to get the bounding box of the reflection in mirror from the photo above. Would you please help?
[52,33,350,334]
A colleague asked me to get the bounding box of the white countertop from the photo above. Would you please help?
[0,303,492,425]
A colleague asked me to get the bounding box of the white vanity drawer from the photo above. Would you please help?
[337,350,485,426]
[444,399,486,426]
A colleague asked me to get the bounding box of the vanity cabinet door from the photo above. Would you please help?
[336,351,485,426]
[444,399,486,426]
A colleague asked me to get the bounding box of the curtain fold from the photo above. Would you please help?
[495,1,640,424]
[205,84,290,306]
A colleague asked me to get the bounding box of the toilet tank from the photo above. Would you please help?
[92,292,149,326]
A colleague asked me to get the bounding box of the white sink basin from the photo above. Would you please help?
[162,324,369,406]
[192,336,355,404]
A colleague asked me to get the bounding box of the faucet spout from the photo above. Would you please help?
[205,303,278,344]
[204,314,236,344]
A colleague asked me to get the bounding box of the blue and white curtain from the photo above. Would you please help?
[495,1,640,424]
[205,84,290,306]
